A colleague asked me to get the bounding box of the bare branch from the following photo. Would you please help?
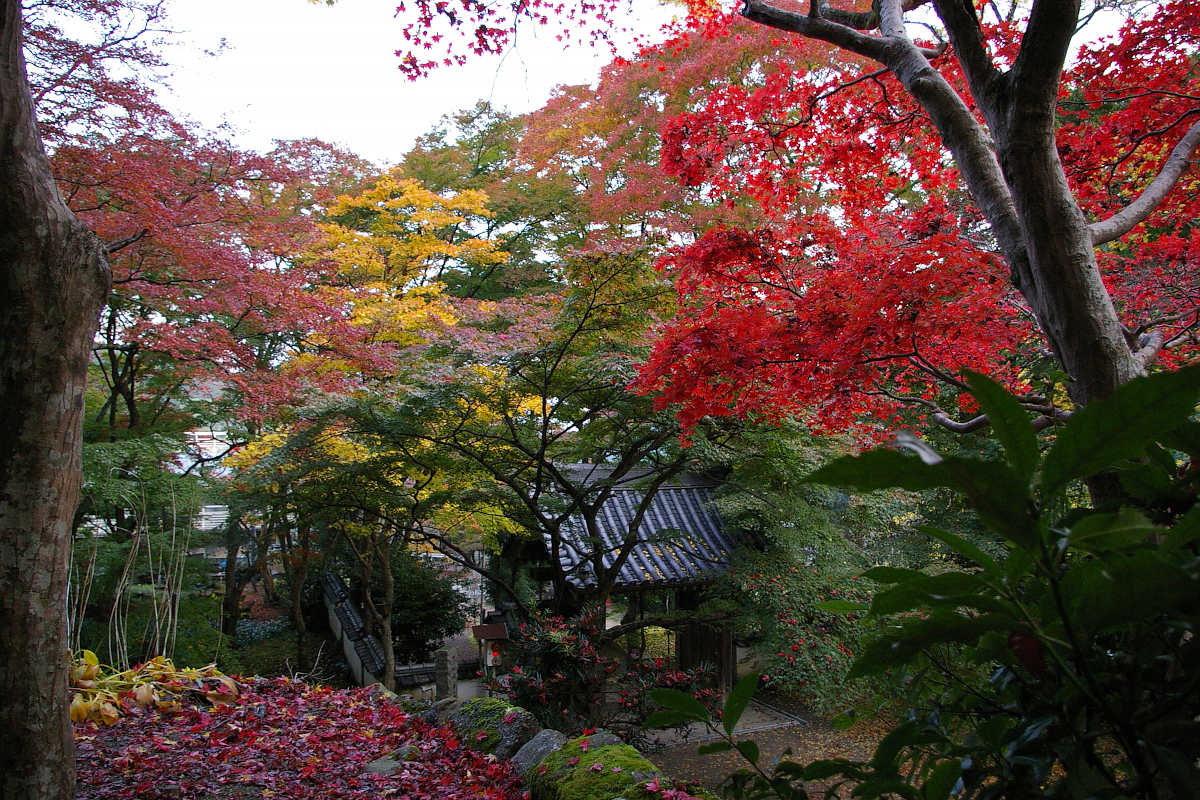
[105,228,149,254]
[1090,119,1200,246]
[741,0,890,62]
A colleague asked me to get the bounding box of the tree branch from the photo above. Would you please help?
[105,228,149,255]
[1090,119,1200,246]
[1009,0,1079,108]
[741,0,890,62]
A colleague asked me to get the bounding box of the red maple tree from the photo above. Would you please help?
[397,1,1200,438]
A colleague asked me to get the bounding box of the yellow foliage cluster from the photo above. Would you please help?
[317,170,506,291]
[69,651,238,726]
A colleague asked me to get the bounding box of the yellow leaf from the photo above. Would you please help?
[133,683,156,707]
[98,702,120,726]
[69,694,90,723]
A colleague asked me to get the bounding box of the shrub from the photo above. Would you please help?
[656,368,1200,799]
[723,551,870,712]
[490,610,718,737]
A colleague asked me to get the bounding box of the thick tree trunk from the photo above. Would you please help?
[992,117,1142,406]
[0,1,110,797]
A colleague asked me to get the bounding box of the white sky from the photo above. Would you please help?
[163,0,672,167]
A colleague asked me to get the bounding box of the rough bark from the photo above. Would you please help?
[0,0,110,796]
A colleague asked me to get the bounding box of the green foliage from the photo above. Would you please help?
[691,421,945,710]
[653,367,1200,799]
[720,553,870,713]
[78,594,240,675]
[388,551,468,663]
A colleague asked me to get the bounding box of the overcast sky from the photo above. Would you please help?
[162,0,670,166]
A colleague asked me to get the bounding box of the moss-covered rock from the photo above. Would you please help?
[449,697,540,759]
[528,733,661,800]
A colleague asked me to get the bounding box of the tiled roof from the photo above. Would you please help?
[552,485,737,591]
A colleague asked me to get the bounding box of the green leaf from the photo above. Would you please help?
[818,599,870,613]
[870,720,924,769]
[1069,507,1161,552]
[921,760,962,800]
[735,739,760,765]
[862,566,927,584]
[643,709,698,729]
[807,449,950,492]
[830,711,855,731]
[648,688,709,719]
[848,613,1011,678]
[1161,420,1200,457]
[810,447,1035,546]
[697,740,732,754]
[869,572,1000,616]
[1166,505,1200,550]
[1061,551,1196,634]
[723,672,758,736]
[1039,365,1200,499]
[1118,462,1176,502]
[965,370,1039,480]
[918,526,1001,573]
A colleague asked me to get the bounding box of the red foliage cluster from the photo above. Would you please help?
[75,677,526,800]
[633,3,1200,434]
[394,0,629,79]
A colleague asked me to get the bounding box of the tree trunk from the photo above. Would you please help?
[991,115,1142,407]
[0,1,110,797]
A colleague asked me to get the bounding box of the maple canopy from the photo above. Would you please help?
[397,0,1200,437]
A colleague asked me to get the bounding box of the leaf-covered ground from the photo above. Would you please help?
[647,694,888,796]
[75,677,525,800]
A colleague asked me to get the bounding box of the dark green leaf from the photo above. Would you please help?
[1069,507,1160,552]
[1167,505,1200,550]
[807,449,949,492]
[643,709,698,728]
[918,526,1001,573]
[848,614,1011,678]
[722,672,759,735]
[811,448,1035,546]
[1161,420,1200,457]
[1061,551,1196,634]
[698,740,732,754]
[1118,461,1176,502]
[648,688,709,719]
[921,760,963,800]
[735,739,760,765]
[870,720,923,769]
[862,566,927,584]
[1039,365,1200,499]
[965,370,1039,481]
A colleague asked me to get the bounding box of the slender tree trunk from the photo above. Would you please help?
[0,1,110,797]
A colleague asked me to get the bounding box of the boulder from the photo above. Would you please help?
[527,733,662,800]
[510,728,568,776]
[450,697,541,760]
